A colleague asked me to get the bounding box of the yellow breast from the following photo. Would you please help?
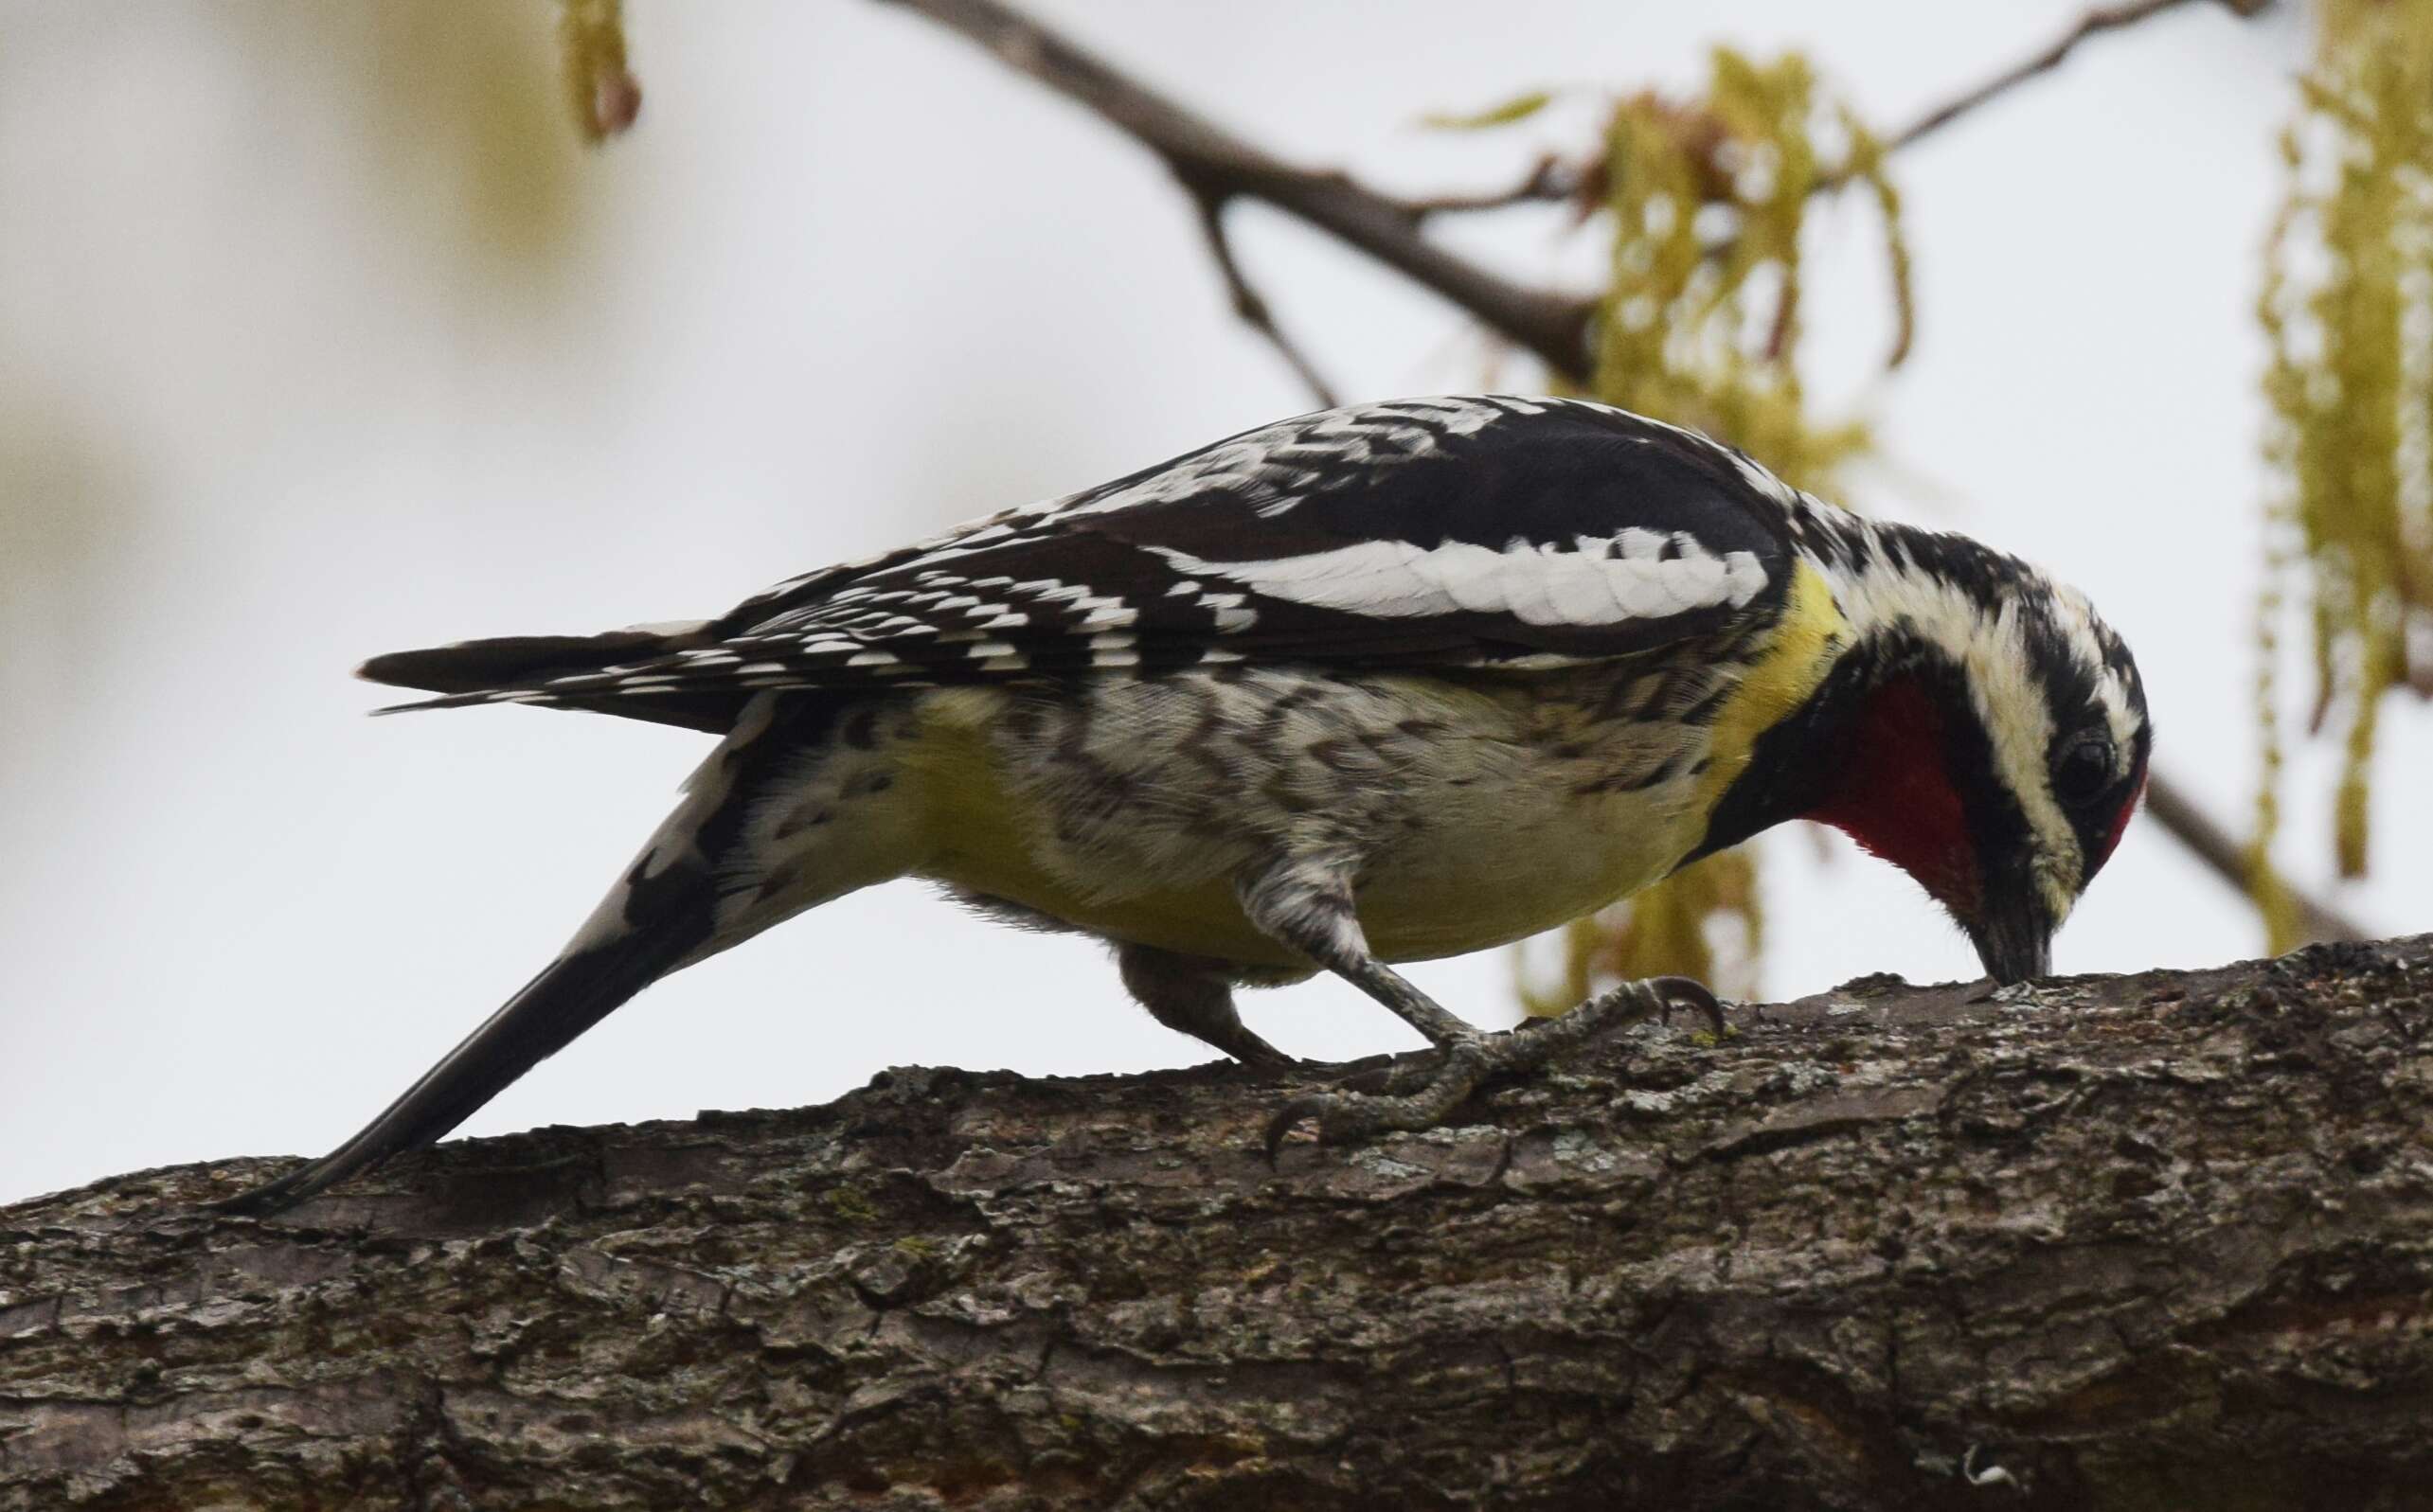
[1688,558,1849,817]
[896,561,1850,969]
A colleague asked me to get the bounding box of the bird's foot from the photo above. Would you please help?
[1227,1038,1303,1073]
[1312,1048,1441,1097]
[1263,976,1720,1160]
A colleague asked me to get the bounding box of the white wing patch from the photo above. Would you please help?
[727,397,1672,621]
[1148,529,1767,628]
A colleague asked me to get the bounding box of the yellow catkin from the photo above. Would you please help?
[2254,0,2433,902]
[1506,48,1904,1009]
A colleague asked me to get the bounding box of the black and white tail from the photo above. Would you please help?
[356,622,747,734]
[213,914,709,1213]
[219,693,839,1214]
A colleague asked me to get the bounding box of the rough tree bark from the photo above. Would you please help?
[4,936,2429,1510]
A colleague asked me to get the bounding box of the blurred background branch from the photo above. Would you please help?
[1884,0,2268,151]
[876,0,1599,381]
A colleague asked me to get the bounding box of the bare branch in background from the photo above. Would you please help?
[1400,153,1586,219]
[882,0,2367,946]
[1181,181,1341,409]
[2144,773,2371,945]
[1397,0,2262,213]
[879,0,1598,380]
[1887,0,2222,151]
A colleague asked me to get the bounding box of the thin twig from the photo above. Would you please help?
[1400,155,1583,219]
[881,0,2370,946]
[1183,181,1340,408]
[879,0,1597,381]
[1886,0,2208,151]
[1406,0,2245,213]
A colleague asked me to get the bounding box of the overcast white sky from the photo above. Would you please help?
[1,1,2421,1205]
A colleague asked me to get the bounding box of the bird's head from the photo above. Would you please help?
[1799,532,2152,985]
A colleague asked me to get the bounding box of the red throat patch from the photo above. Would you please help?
[1805,676,1979,916]
[2093,764,2147,874]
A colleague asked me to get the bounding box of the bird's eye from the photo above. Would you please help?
[2053,735,2115,809]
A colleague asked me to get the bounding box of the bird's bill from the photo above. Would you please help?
[1965,900,2054,986]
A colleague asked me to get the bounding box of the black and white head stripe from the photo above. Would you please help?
[1801,506,2152,916]
[385,397,1815,712]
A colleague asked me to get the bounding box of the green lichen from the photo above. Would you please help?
[825,1183,879,1224]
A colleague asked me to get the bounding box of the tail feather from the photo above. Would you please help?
[214,917,707,1214]
[359,624,741,734]
[220,692,841,1216]
[360,630,697,694]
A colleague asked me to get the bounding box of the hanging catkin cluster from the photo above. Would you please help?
[1590,50,1909,486]
[1447,49,1911,1009]
[2252,0,2433,944]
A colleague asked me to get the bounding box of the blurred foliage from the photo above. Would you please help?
[0,3,614,776]
[559,0,642,144]
[0,396,133,768]
[1525,843,1763,1018]
[1488,47,1910,1008]
[2251,0,2433,945]
[1588,50,1909,471]
[1422,91,1557,131]
[255,3,604,292]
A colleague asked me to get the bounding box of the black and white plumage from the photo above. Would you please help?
[382,397,1790,714]
[224,396,2151,1214]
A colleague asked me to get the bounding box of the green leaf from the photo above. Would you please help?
[1422,90,1554,131]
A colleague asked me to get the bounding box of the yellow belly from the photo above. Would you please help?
[912,780,1704,968]
[896,561,1848,969]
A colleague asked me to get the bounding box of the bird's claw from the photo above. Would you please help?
[1651,974,1727,1037]
[1263,976,1720,1163]
[1262,1040,1494,1163]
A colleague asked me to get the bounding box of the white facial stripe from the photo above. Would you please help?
[1147,535,1767,627]
[2050,584,2141,760]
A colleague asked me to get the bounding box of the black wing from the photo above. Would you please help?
[376,397,1800,715]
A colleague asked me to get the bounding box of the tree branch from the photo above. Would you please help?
[2143,771,2371,944]
[1394,0,2251,215]
[1180,179,1341,409]
[1886,0,2220,151]
[878,0,1598,381]
[7,939,2430,1507]
[1400,152,1585,219]
[882,0,2365,945]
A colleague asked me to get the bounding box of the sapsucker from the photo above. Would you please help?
[224,396,2151,1213]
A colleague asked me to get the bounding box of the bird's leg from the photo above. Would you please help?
[1234,858,1476,1045]
[1116,942,1297,1069]
[1237,857,1721,1156]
